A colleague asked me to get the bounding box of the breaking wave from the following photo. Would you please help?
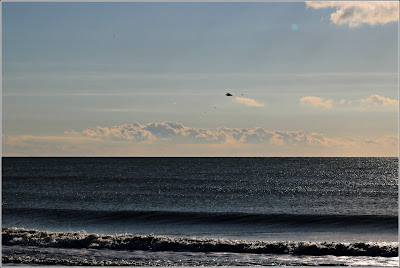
[2,228,398,257]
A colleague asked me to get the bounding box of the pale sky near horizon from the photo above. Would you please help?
[2,1,399,156]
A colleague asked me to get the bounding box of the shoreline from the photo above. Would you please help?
[3,227,398,266]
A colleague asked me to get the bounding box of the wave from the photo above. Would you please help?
[3,208,398,229]
[2,253,151,266]
[2,228,398,257]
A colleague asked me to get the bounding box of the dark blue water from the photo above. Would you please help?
[2,157,398,242]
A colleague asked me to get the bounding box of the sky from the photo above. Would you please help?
[2,1,399,156]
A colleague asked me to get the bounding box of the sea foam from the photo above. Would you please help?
[2,227,398,257]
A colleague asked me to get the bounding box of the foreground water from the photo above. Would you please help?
[2,157,398,266]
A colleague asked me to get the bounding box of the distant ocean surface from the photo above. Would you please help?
[2,157,398,266]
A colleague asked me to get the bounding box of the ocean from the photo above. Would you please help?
[2,157,398,266]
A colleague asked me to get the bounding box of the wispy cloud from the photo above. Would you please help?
[300,94,397,109]
[306,1,399,28]
[4,72,397,97]
[64,129,80,135]
[233,97,264,107]
[360,94,398,107]
[299,96,333,108]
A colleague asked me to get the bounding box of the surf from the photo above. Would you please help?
[3,228,398,257]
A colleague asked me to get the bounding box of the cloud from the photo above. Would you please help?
[233,97,264,107]
[3,130,398,157]
[64,129,80,135]
[218,127,352,146]
[80,122,224,143]
[360,94,398,107]
[306,1,399,28]
[2,134,99,156]
[299,96,333,108]
[3,123,398,156]
[81,123,157,142]
[72,122,354,148]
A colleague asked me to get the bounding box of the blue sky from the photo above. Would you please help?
[2,1,399,156]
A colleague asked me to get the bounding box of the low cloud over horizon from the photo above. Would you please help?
[2,122,398,157]
[306,1,399,28]
[79,122,344,145]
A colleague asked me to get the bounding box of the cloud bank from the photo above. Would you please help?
[299,96,333,108]
[306,1,399,28]
[81,122,223,143]
[3,123,398,157]
[77,122,341,145]
[233,97,264,107]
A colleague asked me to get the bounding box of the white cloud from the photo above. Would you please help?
[233,97,264,107]
[360,94,398,107]
[299,96,333,108]
[306,1,399,28]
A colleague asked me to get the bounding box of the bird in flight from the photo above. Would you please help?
[225,93,233,96]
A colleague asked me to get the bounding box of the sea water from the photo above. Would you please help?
[2,157,398,266]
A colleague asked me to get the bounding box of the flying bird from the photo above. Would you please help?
[225,93,233,96]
